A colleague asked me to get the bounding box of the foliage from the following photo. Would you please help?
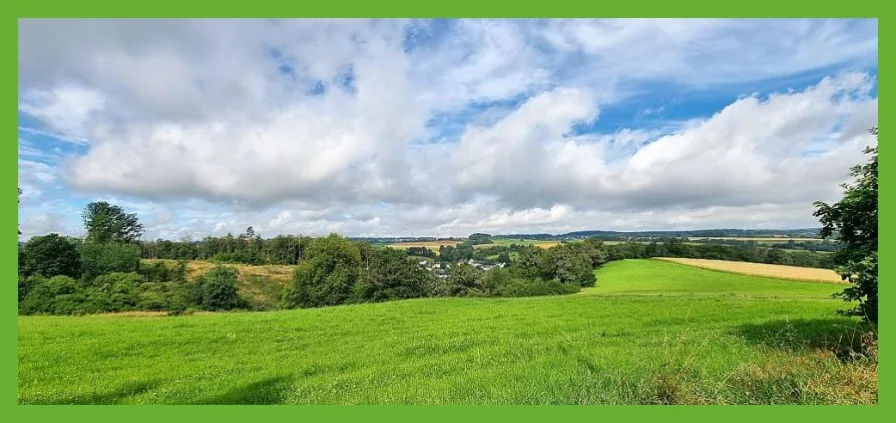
[405,246,437,259]
[79,242,142,281]
[282,234,362,308]
[445,263,483,296]
[20,234,82,279]
[191,266,246,311]
[813,128,878,324]
[82,201,145,244]
[355,248,436,302]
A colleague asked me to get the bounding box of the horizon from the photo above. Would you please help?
[18,19,878,241]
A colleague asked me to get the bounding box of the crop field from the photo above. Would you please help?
[388,240,462,251]
[474,238,562,249]
[19,259,875,405]
[688,237,825,243]
[654,258,844,283]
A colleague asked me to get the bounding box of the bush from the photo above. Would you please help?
[20,234,82,278]
[192,265,245,311]
[20,275,84,315]
[79,242,141,281]
[491,277,581,298]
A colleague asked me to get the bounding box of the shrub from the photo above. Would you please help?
[491,277,581,298]
[20,275,84,315]
[192,265,245,311]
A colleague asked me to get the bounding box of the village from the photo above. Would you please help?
[417,258,508,278]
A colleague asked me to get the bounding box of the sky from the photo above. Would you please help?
[17,18,878,240]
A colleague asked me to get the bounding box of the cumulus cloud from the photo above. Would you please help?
[17,19,878,238]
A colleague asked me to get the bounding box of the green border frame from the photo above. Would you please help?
[7,5,882,421]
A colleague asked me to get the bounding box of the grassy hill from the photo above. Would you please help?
[18,259,876,405]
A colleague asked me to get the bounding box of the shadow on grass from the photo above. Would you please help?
[21,379,161,405]
[735,318,875,361]
[193,376,294,405]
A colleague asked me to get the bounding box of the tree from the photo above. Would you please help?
[445,263,482,296]
[82,201,145,244]
[20,234,82,278]
[813,127,878,324]
[551,246,597,287]
[79,242,141,281]
[282,234,362,308]
[355,248,435,302]
[18,187,22,237]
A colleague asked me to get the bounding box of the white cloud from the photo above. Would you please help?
[16,19,878,238]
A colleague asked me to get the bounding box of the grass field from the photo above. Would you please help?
[655,258,844,283]
[18,259,875,405]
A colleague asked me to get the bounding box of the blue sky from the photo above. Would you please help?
[18,19,878,240]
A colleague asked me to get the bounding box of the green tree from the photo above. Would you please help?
[79,242,141,281]
[82,201,145,244]
[813,127,878,324]
[446,263,482,296]
[18,187,22,237]
[552,246,597,287]
[20,234,82,278]
[355,248,435,302]
[282,234,362,308]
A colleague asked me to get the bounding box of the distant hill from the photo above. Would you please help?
[344,228,825,244]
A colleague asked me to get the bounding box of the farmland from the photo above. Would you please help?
[388,240,462,251]
[655,258,844,283]
[19,259,875,405]
[472,238,562,249]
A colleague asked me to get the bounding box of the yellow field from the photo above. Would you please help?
[141,259,294,306]
[654,257,844,283]
[688,237,824,242]
[388,240,462,251]
[473,240,561,249]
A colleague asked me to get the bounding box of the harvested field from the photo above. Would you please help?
[654,257,844,283]
[388,240,462,250]
[688,237,824,242]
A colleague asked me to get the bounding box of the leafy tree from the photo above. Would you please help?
[813,128,878,324]
[282,234,362,308]
[79,242,141,281]
[355,248,436,302]
[445,263,482,296]
[20,234,82,278]
[551,246,597,287]
[18,187,22,237]
[82,201,145,244]
[192,265,245,311]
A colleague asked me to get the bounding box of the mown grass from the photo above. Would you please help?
[18,259,876,405]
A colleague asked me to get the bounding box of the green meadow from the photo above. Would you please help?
[18,259,876,405]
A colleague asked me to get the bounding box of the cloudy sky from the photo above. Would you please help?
[18,19,878,240]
